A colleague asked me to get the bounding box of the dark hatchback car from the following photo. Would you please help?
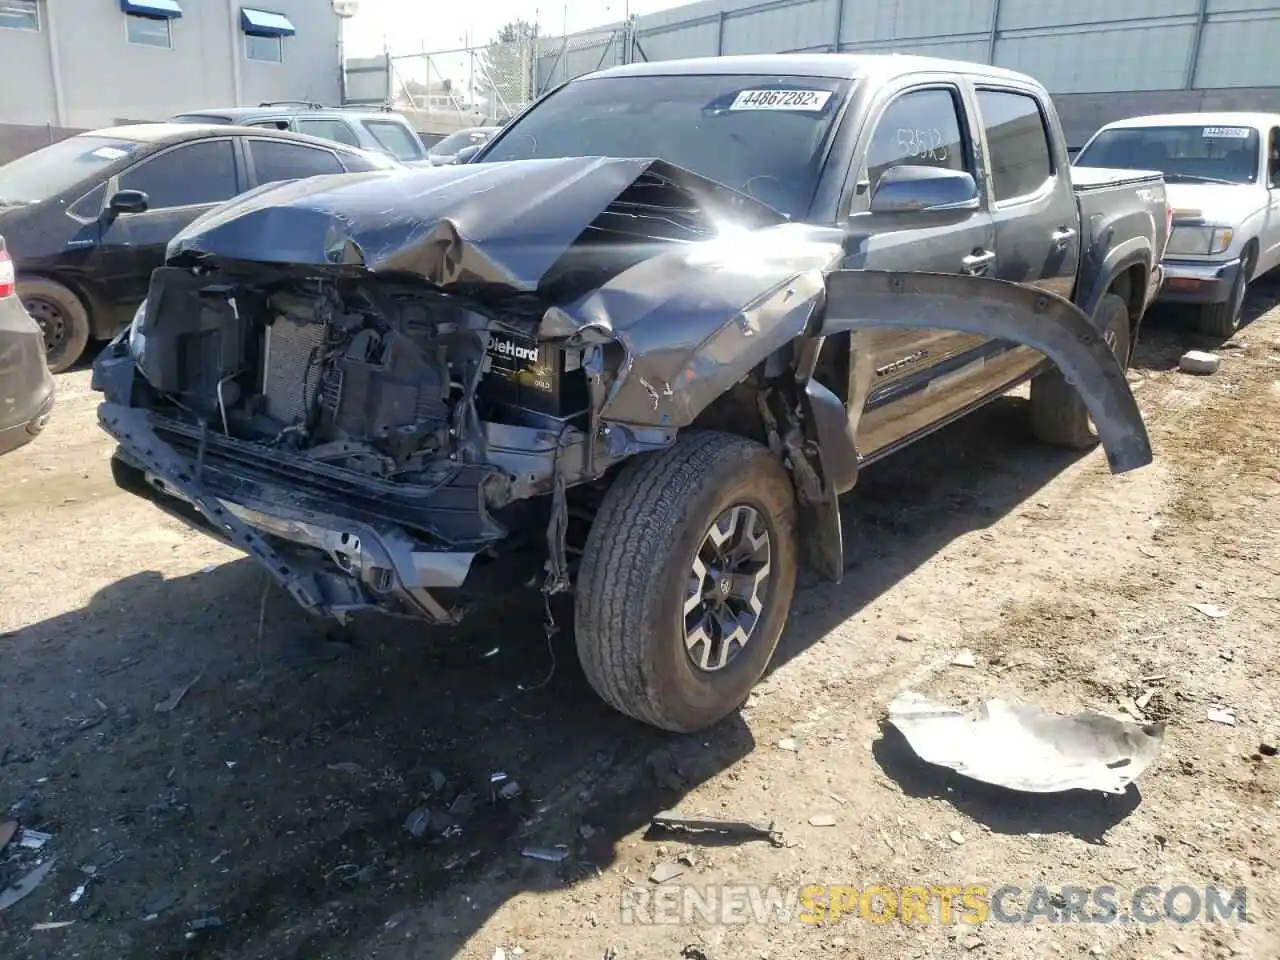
[0,123,398,372]
[0,235,54,456]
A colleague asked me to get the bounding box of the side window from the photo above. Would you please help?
[249,140,344,186]
[361,120,425,161]
[866,88,968,189]
[295,118,362,148]
[248,119,290,130]
[976,90,1054,203]
[1268,127,1280,188]
[68,182,108,220]
[118,140,239,209]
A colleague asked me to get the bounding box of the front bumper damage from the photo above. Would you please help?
[93,158,1153,626]
[1159,257,1241,304]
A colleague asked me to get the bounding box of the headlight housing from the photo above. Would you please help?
[1165,224,1234,257]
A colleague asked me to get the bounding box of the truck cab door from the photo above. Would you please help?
[972,87,1079,381]
[93,139,243,327]
[840,84,998,457]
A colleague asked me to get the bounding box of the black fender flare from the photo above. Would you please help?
[819,270,1153,476]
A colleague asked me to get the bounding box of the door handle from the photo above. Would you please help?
[1052,227,1077,250]
[961,250,996,275]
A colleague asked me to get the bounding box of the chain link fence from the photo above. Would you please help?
[346,22,640,137]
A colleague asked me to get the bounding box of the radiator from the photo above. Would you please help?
[262,319,326,426]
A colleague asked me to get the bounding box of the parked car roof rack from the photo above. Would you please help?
[258,100,326,109]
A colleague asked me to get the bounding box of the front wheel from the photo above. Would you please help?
[19,278,91,374]
[1195,249,1253,338]
[1030,292,1131,450]
[575,431,799,732]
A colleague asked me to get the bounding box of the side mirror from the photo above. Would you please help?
[107,189,149,217]
[869,165,979,215]
[452,144,482,164]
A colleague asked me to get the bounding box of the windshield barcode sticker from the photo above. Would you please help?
[728,89,833,112]
[90,146,130,160]
[1202,126,1251,139]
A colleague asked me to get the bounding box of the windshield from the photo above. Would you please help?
[1076,124,1261,185]
[478,74,851,217]
[430,129,491,156]
[0,135,145,205]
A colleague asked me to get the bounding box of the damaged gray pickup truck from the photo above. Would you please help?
[93,55,1170,732]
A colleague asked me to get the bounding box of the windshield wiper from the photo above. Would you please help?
[1163,173,1239,185]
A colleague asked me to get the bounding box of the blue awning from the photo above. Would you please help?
[240,8,295,36]
[120,0,183,17]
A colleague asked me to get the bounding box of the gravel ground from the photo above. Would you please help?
[0,293,1277,960]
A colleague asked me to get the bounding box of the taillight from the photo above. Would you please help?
[0,245,14,299]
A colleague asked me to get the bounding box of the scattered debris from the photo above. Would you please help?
[808,814,837,828]
[498,781,523,801]
[19,828,52,850]
[449,793,476,818]
[482,647,501,658]
[69,883,87,904]
[0,857,56,912]
[188,916,223,932]
[326,762,366,776]
[951,649,978,669]
[1219,649,1235,662]
[649,861,686,884]
[404,807,431,838]
[650,811,785,847]
[492,949,508,960]
[578,824,597,840]
[680,946,710,960]
[32,921,74,931]
[1179,350,1221,375]
[0,820,16,854]
[521,845,569,863]
[830,794,849,806]
[1190,603,1230,619]
[896,631,918,643]
[776,738,800,752]
[1135,689,1156,711]
[1259,743,1277,758]
[154,671,204,714]
[141,888,181,917]
[887,690,1165,795]
[1207,707,1237,727]
[949,830,967,845]
[958,933,985,951]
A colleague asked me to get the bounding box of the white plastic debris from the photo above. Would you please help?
[1207,706,1237,726]
[887,691,1165,795]
[1179,350,1220,375]
[1190,603,1229,619]
[18,829,52,850]
[951,649,978,668]
[776,738,799,753]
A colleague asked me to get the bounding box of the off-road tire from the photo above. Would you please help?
[19,277,91,374]
[1030,292,1131,450]
[1195,247,1254,339]
[575,431,799,732]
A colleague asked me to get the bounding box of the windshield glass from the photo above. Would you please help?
[430,129,490,156]
[478,74,851,217]
[1076,124,1261,185]
[0,135,145,205]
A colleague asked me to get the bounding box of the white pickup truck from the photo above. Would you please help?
[1075,112,1280,336]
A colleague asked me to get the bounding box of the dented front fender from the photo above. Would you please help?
[822,270,1152,474]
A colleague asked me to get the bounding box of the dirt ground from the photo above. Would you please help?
[1,291,1277,960]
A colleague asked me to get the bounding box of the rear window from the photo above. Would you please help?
[172,114,233,125]
[0,135,144,205]
[295,118,362,148]
[361,120,425,161]
[1076,124,1261,185]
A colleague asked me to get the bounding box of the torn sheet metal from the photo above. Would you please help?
[887,691,1165,795]
[166,157,783,297]
[823,271,1153,474]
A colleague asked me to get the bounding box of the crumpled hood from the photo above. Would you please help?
[167,156,783,298]
[1164,182,1269,224]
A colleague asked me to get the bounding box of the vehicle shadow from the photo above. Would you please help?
[0,388,1137,959]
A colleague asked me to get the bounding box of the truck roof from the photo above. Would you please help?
[588,53,1039,87]
[1100,111,1280,131]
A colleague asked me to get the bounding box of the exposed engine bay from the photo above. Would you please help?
[94,155,1153,628]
